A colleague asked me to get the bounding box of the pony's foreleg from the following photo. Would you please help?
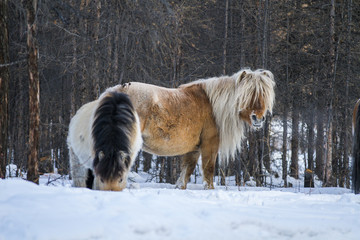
[69,147,88,188]
[198,124,219,189]
[201,155,217,190]
[175,151,200,189]
[201,146,219,190]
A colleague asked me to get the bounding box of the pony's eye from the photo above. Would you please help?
[251,115,257,121]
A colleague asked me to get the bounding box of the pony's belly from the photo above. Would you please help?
[139,111,202,156]
[142,144,195,156]
[141,134,199,156]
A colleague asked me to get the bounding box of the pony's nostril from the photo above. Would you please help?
[262,116,265,121]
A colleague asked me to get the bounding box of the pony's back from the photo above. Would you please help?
[353,100,360,194]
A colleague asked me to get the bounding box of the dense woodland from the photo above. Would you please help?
[1,0,359,188]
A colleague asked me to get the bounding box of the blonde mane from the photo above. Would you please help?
[182,69,275,160]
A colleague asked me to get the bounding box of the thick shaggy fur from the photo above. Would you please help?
[67,91,142,191]
[68,69,275,190]
[352,99,360,194]
[92,92,135,183]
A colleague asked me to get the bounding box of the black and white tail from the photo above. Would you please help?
[353,101,360,194]
[92,92,136,182]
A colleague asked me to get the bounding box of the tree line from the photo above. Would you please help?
[0,0,359,188]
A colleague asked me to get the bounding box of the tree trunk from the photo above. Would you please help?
[261,0,269,68]
[235,155,242,186]
[0,0,10,179]
[80,0,90,104]
[290,107,299,179]
[263,116,271,173]
[256,130,264,186]
[324,121,333,186]
[142,151,152,173]
[324,0,336,186]
[282,10,290,187]
[248,130,258,182]
[166,157,171,183]
[13,68,28,172]
[222,0,229,75]
[158,156,166,183]
[220,158,226,186]
[25,0,40,184]
[173,156,180,184]
[105,4,112,88]
[339,120,346,187]
[316,110,324,179]
[60,80,69,174]
[70,0,78,117]
[93,0,101,98]
[282,108,288,187]
[307,111,315,171]
[114,23,120,84]
[241,138,250,183]
[344,0,352,189]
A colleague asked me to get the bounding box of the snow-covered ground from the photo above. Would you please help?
[1,174,360,240]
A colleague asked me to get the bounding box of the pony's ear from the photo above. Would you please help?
[262,71,270,78]
[98,151,105,161]
[261,70,274,81]
[119,151,128,163]
[237,70,247,83]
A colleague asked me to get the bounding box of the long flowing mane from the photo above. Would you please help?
[181,69,275,160]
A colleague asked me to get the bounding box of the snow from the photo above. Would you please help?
[1,175,360,240]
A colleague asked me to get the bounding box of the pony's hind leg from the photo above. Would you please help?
[72,166,94,189]
[176,151,200,189]
[71,167,88,188]
[69,147,88,188]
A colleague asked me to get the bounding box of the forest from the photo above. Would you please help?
[0,0,359,189]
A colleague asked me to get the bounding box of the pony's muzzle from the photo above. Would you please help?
[251,114,265,130]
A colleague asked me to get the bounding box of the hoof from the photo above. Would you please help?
[203,182,215,190]
[72,178,87,188]
[175,184,187,190]
[175,181,187,190]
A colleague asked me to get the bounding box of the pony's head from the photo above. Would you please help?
[93,150,130,191]
[236,69,275,130]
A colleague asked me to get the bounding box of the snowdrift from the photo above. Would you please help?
[1,176,360,240]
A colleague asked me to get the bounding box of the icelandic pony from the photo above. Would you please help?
[68,68,275,190]
[67,92,142,191]
[352,99,360,194]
